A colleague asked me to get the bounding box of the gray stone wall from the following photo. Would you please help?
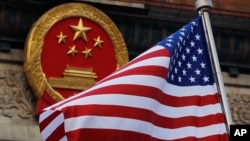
[0,49,249,140]
[0,49,42,141]
[223,72,250,124]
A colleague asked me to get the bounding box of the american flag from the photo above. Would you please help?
[39,16,229,141]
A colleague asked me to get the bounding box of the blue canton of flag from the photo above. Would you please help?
[157,17,214,86]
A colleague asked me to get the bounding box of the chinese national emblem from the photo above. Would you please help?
[24,3,129,114]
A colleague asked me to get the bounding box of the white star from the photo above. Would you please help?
[195,34,200,40]
[172,58,176,65]
[178,61,182,67]
[197,48,203,54]
[189,76,196,83]
[174,68,178,74]
[166,43,172,47]
[190,41,195,47]
[201,62,206,68]
[192,55,197,62]
[195,69,201,75]
[186,48,190,54]
[171,74,174,80]
[167,39,173,42]
[187,62,192,69]
[178,76,182,82]
[179,36,183,42]
[180,32,185,36]
[203,76,209,82]
[179,46,182,51]
[180,28,186,31]
[182,69,187,76]
[182,54,186,60]
[176,52,179,58]
[174,49,177,54]
[183,40,186,46]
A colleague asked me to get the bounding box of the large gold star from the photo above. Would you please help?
[93,36,104,48]
[70,18,91,42]
[56,31,67,44]
[67,45,78,56]
[82,47,92,58]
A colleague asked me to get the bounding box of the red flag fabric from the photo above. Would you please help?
[39,16,229,141]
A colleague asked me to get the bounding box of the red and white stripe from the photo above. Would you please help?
[39,45,228,141]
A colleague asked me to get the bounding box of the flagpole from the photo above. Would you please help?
[194,0,233,132]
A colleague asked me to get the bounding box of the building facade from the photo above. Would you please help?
[0,0,250,140]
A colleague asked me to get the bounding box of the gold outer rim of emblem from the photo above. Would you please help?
[23,3,129,101]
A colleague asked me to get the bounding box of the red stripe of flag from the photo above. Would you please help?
[62,105,226,128]
[66,129,228,141]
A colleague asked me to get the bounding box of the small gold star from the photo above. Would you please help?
[93,36,104,48]
[67,45,78,56]
[82,47,92,58]
[70,18,91,42]
[56,31,67,44]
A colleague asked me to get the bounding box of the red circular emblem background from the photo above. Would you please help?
[41,17,117,98]
[24,3,128,114]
